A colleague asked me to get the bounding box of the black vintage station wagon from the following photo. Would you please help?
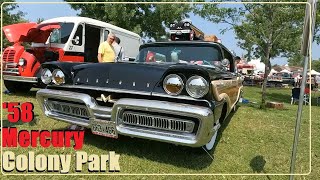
[37,40,243,151]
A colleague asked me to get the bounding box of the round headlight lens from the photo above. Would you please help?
[163,74,184,95]
[40,68,52,84]
[52,69,65,85]
[18,58,26,66]
[186,76,209,98]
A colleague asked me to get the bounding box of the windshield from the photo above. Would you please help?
[49,23,74,44]
[136,45,223,67]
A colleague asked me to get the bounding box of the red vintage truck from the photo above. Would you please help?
[2,16,141,93]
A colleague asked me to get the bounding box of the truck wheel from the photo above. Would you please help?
[203,123,221,151]
[4,80,32,93]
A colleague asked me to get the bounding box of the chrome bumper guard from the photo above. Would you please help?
[3,75,38,83]
[37,89,216,147]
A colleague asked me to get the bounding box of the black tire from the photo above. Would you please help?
[4,80,32,93]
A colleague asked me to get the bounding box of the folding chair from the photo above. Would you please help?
[291,88,309,105]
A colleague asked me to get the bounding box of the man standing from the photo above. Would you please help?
[98,33,116,63]
[113,37,124,61]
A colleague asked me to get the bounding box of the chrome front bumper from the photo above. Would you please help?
[3,75,38,83]
[36,89,217,147]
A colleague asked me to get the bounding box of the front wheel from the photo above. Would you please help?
[4,80,32,93]
[203,123,221,151]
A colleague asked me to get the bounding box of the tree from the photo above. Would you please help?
[1,0,26,47]
[36,18,45,24]
[64,0,192,40]
[288,53,304,66]
[195,2,306,108]
[312,59,320,72]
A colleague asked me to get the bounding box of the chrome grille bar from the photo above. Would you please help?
[121,111,195,133]
[45,100,89,119]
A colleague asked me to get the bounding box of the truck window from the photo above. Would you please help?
[222,48,235,72]
[49,23,74,44]
[72,24,83,46]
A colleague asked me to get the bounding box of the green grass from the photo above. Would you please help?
[1,86,319,180]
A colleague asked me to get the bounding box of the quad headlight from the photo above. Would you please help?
[52,69,65,85]
[163,74,184,95]
[40,68,52,84]
[186,76,209,98]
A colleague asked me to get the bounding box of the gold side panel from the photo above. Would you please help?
[211,78,243,113]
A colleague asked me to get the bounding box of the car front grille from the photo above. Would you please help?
[3,49,15,62]
[120,111,195,133]
[46,100,89,119]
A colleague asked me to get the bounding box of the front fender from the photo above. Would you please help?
[20,51,40,77]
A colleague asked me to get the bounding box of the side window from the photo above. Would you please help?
[222,48,234,72]
[104,30,110,41]
[72,25,83,46]
[50,29,60,43]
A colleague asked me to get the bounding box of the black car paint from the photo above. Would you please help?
[42,42,235,109]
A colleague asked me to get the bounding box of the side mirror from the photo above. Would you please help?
[221,59,230,67]
[72,36,80,45]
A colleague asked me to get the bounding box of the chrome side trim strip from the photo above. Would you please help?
[3,75,37,83]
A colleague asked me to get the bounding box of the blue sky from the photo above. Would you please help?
[14,0,320,65]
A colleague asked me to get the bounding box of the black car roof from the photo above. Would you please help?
[140,41,233,56]
[141,40,221,47]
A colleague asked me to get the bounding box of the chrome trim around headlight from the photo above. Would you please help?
[186,76,209,98]
[163,74,184,95]
[41,68,52,84]
[52,69,65,85]
[18,58,26,66]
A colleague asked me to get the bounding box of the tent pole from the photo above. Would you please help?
[289,0,317,179]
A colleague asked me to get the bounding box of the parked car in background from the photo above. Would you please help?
[36,39,243,151]
[2,16,141,93]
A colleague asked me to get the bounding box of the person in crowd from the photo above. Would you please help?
[294,75,299,87]
[234,56,241,65]
[298,75,303,87]
[316,75,320,89]
[97,33,116,63]
[112,37,124,61]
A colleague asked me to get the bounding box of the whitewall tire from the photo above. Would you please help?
[204,123,221,151]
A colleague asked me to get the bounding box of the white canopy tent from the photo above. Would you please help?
[307,69,320,75]
[281,69,292,73]
[270,69,278,74]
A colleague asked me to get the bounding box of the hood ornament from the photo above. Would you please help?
[100,94,116,103]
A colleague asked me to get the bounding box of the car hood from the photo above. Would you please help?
[3,22,60,43]
[72,62,224,94]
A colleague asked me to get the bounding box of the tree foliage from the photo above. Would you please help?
[1,0,26,47]
[64,0,192,40]
[194,1,307,108]
[312,59,320,72]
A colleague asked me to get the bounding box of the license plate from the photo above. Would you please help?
[91,119,118,138]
